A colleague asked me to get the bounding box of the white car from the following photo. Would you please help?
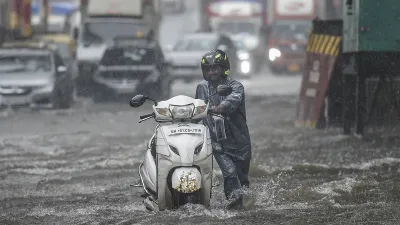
[164,33,238,83]
[161,0,184,13]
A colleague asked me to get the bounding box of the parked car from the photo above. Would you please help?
[91,36,171,102]
[164,32,238,83]
[0,41,74,109]
[35,34,78,89]
[231,37,252,77]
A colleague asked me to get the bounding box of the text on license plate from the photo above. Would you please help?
[169,128,203,135]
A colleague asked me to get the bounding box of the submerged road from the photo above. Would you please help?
[2,2,400,225]
[1,74,400,224]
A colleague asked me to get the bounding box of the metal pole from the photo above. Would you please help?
[198,0,209,32]
[22,0,32,37]
[43,0,48,33]
[355,53,366,136]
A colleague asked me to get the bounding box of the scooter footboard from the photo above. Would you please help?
[171,167,202,193]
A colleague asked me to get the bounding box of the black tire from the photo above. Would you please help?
[172,190,201,209]
[53,90,72,109]
[92,90,104,103]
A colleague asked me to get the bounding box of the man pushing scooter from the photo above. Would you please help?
[195,49,255,210]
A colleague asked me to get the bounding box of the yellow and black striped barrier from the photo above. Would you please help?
[296,20,343,129]
[306,34,342,56]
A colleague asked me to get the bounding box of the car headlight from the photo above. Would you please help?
[240,61,250,74]
[238,52,249,60]
[169,104,195,119]
[269,48,281,61]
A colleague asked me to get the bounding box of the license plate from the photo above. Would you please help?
[288,64,300,72]
[169,128,203,135]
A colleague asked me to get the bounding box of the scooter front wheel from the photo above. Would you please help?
[172,189,201,209]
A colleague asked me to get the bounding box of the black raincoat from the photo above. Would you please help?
[195,77,252,200]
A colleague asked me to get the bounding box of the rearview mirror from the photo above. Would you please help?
[130,94,147,107]
[57,65,67,73]
[217,85,232,96]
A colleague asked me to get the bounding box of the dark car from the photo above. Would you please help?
[0,41,74,109]
[91,36,171,102]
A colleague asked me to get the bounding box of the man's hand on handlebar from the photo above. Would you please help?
[208,105,225,114]
[213,105,226,114]
[208,106,226,119]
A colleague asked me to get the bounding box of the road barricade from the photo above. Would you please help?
[295,19,342,128]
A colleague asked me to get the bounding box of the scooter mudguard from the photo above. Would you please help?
[171,167,202,193]
[139,149,157,194]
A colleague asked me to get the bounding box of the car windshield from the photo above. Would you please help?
[270,21,311,40]
[218,22,257,35]
[82,22,147,43]
[0,50,52,73]
[173,36,217,51]
[100,46,155,66]
[233,39,246,50]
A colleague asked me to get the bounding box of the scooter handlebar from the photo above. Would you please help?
[207,107,225,118]
[140,113,155,119]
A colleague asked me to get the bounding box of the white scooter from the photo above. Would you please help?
[129,85,232,211]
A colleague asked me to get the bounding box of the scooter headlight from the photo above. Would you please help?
[192,105,206,117]
[156,108,171,117]
[169,104,195,119]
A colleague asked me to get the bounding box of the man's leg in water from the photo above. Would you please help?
[235,159,250,188]
[213,152,241,200]
[234,159,255,209]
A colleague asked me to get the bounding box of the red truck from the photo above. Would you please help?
[266,0,316,74]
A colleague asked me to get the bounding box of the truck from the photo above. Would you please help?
[204,0,267,72]
[0,0,32,42]
[206,0,263,32]
[74,0,161,96]
[265,0,316,74]
[31,0,79,33]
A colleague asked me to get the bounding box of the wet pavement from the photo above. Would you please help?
[1,72,400,224]
[2,1,400,225]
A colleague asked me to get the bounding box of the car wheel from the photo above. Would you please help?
[52,90,71,109]
[92,90,104,103]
